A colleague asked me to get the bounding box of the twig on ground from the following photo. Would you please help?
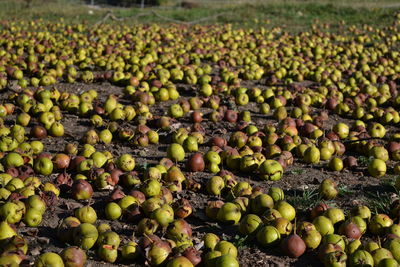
[94,10,228,26]
[94,11,125,27]
[342,137,389,144]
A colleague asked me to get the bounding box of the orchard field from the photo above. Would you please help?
[0,1,400,266]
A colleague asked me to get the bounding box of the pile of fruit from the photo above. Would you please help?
[0,14,399,266]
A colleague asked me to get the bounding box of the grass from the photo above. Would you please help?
[355,178,399,215]
[364,191,394,214]
[287,184,354,211]
[230,234,250,249]
[337,184,355,197]
[363,176,400,215]
[357,156,373,167]
[288,169,305,175]
[288,187,320,211]
[0,0,398,31]
[381,177,397,191]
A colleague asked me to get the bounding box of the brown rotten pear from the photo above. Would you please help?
[281,233,307,258]
[186,153,205,172]
[71,180,93,200]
